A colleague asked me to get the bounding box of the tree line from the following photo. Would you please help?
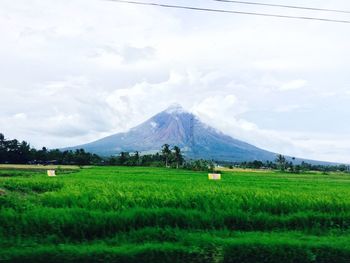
[233,154,349,173]
[105,144,184,168]
[0,134,193,168]
[105,144,215,171]
[1,133,347,172]
[0,133,101,165]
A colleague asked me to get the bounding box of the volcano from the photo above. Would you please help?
[65,104,281,162]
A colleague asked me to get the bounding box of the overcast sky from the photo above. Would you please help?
[1,0,350,162]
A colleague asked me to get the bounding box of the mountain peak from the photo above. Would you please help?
[65,104,278,162]
[65,105,329,165]
[164,103,187,114]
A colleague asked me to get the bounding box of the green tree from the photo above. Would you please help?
[119,152,129,165]
[0,133,5,162]
[173,146,183,169]
[162,144,171,167]
[275,154,287,171]
[134,151,140,166]
[18,141,31,164]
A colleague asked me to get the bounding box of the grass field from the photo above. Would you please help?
[1,166,350,262]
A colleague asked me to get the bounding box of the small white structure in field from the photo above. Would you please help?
[208,173,221,180]
[47,170,56,177]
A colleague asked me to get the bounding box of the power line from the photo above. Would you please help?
[211,0,350,14]
[106,0,350,24]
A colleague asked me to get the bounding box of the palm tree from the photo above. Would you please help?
[173,146,183,169]
[275,154,287,171]
[134,151,140,166]
[162,144,171,167]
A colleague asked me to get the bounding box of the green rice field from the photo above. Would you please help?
[0,166,350,262]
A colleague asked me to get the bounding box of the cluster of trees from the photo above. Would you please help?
[0,134,185,167]
[0,133,101,165]
[238,160,275,169]
[234,155,298,171]
[183,159,215,172]
[105,144,185,168]
[105,144,216,171]
[106,151,164,167]
[0,133,215,171]
[274,154,350,173]
[235,154,350,174]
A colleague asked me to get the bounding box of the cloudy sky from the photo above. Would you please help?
[1,0,350,162]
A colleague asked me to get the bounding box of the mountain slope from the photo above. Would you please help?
[65,104,279,162]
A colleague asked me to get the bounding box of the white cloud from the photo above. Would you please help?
[280,79,307,91]
[274,105,303,113]
[1,0,350,162]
